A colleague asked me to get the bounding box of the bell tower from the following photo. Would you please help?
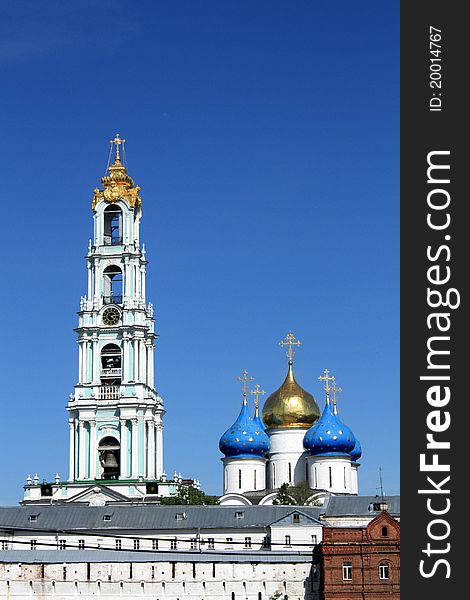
[65,134,164,489]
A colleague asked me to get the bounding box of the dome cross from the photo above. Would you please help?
[250,384,266,416]
[319,368,335,402]
[237,370,254,404]
[110,133,125,162]
[330,376,343,415]
[279,331,302,363]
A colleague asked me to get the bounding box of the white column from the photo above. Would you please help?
[155,420,163,478]
[68,420,75,481]
[78,421,87,480]
[133,339,139,383]
[92,338,99,383]
[147,420,155,479]
[124,260,130,300]
[78,342,83,383]
[147,343,154,388]
[87,263,92,300]
[131,418,139,478]
[89,420,97,480]
[122,337,129,383]
[83,340,89,383]
[139,340,145,382]
[120,419,128,479]
[141,266,146,303]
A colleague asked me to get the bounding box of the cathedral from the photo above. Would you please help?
[218,337,361,506]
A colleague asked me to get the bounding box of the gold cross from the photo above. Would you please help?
[330,376,343,414]
[279,331,301,363]
[110,133,125,161]
[237,370,254,404]
[250,384,266,416]
[318,368,335,400]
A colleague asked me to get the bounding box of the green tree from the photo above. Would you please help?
[269,591,287,600]
[273,481,313,505]
[159,485,218,505]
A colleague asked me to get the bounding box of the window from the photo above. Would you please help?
[115,539,122,550]
[285,535,291,546]
[170,538,178,550]
[59,540,67,550]
[29,515,38,522]
[254,470,257,490]
[311,534,317,545]
[226,537,233,548]
[292,513,300,523]
[30,540,37,550]
[104,205,123,246]
[235,511,244,519]
[238,469,242,489]
[342,562,352,581]
[379,564,390,580]
[329,466,332,488]
[381,526,389,537]
[176,512,186,521]
[78,539,85,550]
[190,538,197,550]
[207,538,215,549]
[133,539,140,550]
[244,537,252,549]
[152,539,158,550]
[288,462,292,483]
[262,535,269,548]
[103,515,112,522]
[103,265,123,304]
[1,540,8,550]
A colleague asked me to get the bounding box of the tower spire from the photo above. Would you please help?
[279,331,301,364]
[237,370,254,405]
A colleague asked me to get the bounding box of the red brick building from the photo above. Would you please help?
[319,511,400,599]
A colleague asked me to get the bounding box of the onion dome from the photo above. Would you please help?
[350,437,362,462]
[262,332,321,429]
[303,370,356,456]
[219,372,270,459]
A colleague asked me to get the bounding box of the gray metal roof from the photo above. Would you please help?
[0,549,314,564]
[321,495,400,517]
[0,505,324,532]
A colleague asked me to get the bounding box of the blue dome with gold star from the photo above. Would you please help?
[303,398,356,456]
[350,437,362,462]
[219,399,270,459]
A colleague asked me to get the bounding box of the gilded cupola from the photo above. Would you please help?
[92,133,142,209]
[261,332,321,429]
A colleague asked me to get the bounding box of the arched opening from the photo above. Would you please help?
[103,265,123,304]
[104,205,122,246]
[98,436,120,480]
[100,344,122,386]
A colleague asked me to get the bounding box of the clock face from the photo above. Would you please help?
[102,306,120,326]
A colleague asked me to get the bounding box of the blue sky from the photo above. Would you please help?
[0,1,399,503]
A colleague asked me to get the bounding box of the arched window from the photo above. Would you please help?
[381,526,389,537]
[98,436,120,480]
[379,563,390,580]
[329,466,333,488]
[288,462,292,483]
[104,205,122,246]
[254,470,257,490]
[103,265,123,304]
[238,469,242,489]
[100,344,121,383]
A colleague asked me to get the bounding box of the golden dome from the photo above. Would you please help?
[262,361,321,429]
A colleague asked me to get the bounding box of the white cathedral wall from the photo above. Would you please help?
[351,463,359,494]
[222,457,267,494]
[306,455,354,494]
[0,561,315,600]
[267,428,309,487]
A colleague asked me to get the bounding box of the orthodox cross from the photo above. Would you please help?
[319,368,335,401]
[237,370,254,404]
[110,133,125,161]
[279,331,301,363]
[330,376,343,414]
[250,384,266,416]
